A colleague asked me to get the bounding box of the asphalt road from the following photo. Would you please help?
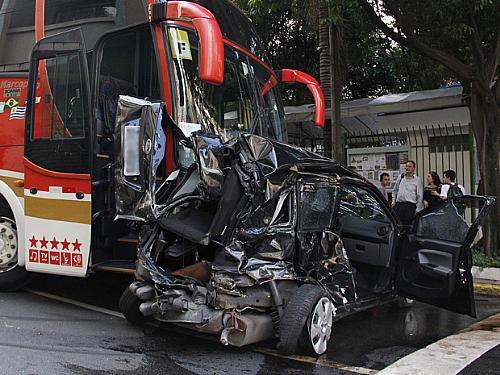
[0,273,499,375]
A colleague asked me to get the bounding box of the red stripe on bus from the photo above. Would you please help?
[24,158,91,194]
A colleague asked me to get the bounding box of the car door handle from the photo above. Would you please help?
[421,263,451,278]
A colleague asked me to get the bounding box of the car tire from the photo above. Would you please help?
[0,203,32,292]
[119,286,149,325]
[278,284,334,356]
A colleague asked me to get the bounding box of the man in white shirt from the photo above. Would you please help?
[392,161,424,225]
[440,170,466,199]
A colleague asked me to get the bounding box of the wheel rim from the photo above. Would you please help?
[0,217,18,273]
[309,297,334,355]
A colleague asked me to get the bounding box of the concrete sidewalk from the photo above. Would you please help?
[473,266,500,297]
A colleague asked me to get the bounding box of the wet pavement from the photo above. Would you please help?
[1,273,498,374]
[324,295,500,370]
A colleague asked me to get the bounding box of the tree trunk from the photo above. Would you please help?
[319,2,332,158]
[330,13,345,163]
[469,82,500,256]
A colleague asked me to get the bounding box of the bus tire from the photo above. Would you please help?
[0,203,33,292]
[119,287,149,325]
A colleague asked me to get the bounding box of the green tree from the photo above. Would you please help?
[359,0,500,255]
[234,0,455,161]
[233,0,320,105]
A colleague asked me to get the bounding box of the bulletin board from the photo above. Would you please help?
[346,146,411,191]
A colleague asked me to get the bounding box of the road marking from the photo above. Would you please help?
[24,288,125,319]
[254,347,378,374]
[378,312,500,375]
[24,288,377,374]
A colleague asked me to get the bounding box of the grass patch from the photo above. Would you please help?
[472,251,500,268]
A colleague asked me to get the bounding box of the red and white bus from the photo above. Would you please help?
[0,0,324,289]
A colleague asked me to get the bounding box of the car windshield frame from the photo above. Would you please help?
[164,24,288,143]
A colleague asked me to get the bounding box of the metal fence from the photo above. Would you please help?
[344,123,476,195]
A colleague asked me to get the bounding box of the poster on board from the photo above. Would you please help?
[348,150,409,190]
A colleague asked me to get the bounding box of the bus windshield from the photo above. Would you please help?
[167,26,288,143]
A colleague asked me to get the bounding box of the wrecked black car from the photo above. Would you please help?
[116,97,495,356]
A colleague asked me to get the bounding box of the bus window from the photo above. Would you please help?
[96,27,160,148]
[33,53,85,140]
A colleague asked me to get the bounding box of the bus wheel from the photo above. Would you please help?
[0,204,32,292]
[119,287,150,325]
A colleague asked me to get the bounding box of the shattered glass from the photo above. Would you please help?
[416,200,471,243]
[299,183,336,231]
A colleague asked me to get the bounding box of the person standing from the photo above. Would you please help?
[423,171,443,209]
[378,172,391,201]
[440,170,466,199]
[392,161,423,225]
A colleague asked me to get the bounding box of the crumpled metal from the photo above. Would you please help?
[240,134,278,176]
[298,230,357,305]
[194,135,225,200]
[114,95,165,221]
[137,133,358,302]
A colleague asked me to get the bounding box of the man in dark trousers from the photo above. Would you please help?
[392,161,423,225]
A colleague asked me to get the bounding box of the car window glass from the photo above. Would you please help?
[415,198,485,243]
[299,182,337,231]
[338,185,389,222]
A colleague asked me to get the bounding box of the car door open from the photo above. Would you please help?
[396,196,495,317]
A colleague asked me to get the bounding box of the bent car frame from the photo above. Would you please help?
[117,103,495,355]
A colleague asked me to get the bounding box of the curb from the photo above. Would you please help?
[474,283,500,297]
[472,266,500,286]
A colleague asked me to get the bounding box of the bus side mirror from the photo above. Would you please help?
[149,1,224,85]
[277,69,325,127]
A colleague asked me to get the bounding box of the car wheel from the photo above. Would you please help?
[119,286,149,325]
[0,204,32,292]
[278,284,334,356]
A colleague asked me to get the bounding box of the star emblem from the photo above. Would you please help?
[61,238,70,250]
[40,236,49,249]
[29,235,38,248]
[72,239,82,252]
[50,237,59,250]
